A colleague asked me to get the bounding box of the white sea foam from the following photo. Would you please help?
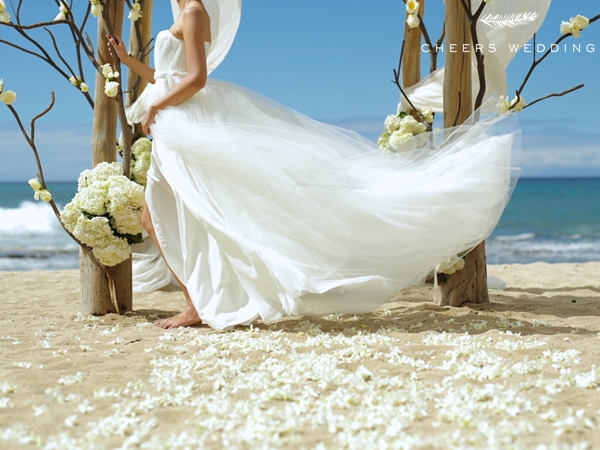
[495,232,536,242]
[487,235,600,263]
[0,202,63,234]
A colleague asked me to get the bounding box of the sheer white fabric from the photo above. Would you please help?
[127,0,543,329]
[400,0,553,113]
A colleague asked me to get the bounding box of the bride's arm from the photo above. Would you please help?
[142,7,209,134]
[107,35,156,84]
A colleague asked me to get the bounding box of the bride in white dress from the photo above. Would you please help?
[109,0,550,330]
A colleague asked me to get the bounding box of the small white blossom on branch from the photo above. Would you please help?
[104,81,119,97]
[510,95,526,112]
[100,64,120,98]
[101,64,119,80]
[0,0,11,23]
[407,13,420,29]
[420,106,434,124]
[69,75,90,93]
[406,0,419,14]
[496,94,525,114]
[129,1,142,22]
[54,3,69,21]
[0,79,16,105]
[405,0,420,29]
[90,0,103,18]
[560,15,590,38]
[28,178,53,202]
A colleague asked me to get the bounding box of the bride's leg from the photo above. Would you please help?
[141,203,203,329]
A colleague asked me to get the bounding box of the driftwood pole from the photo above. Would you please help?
[401,0,424,90]
[127,0,153,138]
[433,0,489,307]
[80,0,132,315]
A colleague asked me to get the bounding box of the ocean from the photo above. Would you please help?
[1,179,600,271]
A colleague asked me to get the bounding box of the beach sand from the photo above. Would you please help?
[1,262,600,448]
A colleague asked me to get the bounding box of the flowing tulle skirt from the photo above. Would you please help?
[133,78,521,330]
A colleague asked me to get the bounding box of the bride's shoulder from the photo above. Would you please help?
[172,2,211,41]
[181,2,210,20]
[179,2,211,30]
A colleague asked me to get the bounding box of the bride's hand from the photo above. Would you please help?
[141,107,157,135]
[107,35,128,61]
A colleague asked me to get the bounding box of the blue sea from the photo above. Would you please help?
[1,179,600,271]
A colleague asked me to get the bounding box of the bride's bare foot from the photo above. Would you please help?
[154,305,202,329]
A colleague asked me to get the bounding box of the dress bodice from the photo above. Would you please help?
[155,30,211,74]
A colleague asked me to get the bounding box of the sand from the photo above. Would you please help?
[1,262,600,449]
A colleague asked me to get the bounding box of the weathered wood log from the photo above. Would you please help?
[80,0,131,315]
[401,0,424,90]
[434,0,489,307]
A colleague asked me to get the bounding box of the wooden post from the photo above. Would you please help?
[80,0,132,315]
[127,0,153,138]
[433,0,489,307]
[402,0,424,90]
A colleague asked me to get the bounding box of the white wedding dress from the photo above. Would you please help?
[127,0,550,330]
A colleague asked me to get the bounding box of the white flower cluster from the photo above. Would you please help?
[436,254,465,275]
[69,75,89,93]
[61,162,145,266]
[27,178,52,202]
[130,137,152,186]
[406,0,420,29]
[0,0,11,23]
[129,1,142,22]
[0,79,16,105]
[378,108,431,152]
[496,94,526,115]
[90,0,103,18]
[100,63,120,98]
[560,15,590,38]
[54,2,69,21]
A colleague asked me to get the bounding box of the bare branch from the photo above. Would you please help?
[458,0,487,112]
[4,98,106,273]
[432,22,445,73]
[518,14,600,97]
[44,27,78,79]
[524,84,585,110]
[0,18,72,30]
[392,41,431,129]
[453,91,462,127]
[31,92,57,145]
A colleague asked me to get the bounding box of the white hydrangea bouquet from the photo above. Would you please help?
[128,137,152,187]
[378,107,433,152]
[60,162,145,267]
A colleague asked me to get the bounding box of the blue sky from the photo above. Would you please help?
[0,0,599,181]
